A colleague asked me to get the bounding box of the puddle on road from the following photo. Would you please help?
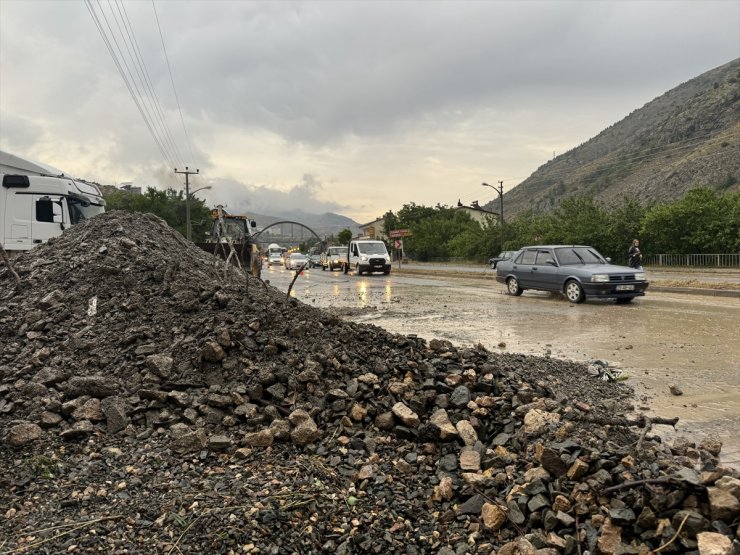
[272,269,740,467]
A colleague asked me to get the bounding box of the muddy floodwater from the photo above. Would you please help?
[265,264,740,467]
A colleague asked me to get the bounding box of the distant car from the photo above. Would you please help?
[308,253,321,268]
[267,252,282,266]
[495,245,649,304]
[286,253,309,270]
[489,250,516,269]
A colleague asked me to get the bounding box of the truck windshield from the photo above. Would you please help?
[359,243,387,255]
[68,198,105,224]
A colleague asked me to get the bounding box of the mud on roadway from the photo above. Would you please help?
[270,265,740,468]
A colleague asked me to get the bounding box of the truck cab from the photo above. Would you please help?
[1,152,105,255]
[343,240,391,275]
[321,246,347,271]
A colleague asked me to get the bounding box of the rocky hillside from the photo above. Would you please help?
[498,58,740,216]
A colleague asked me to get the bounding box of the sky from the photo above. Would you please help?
[1,1,738,223]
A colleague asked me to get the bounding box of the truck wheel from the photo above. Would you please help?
[343,263,349,275]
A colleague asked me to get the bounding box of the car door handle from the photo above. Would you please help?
[532,267,538,271]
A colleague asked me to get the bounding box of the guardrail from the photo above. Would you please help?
[644,254,740,268]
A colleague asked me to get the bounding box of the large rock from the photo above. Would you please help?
[524,409,560,435]
[707,486,740,521]
[62,376,118,398]
[392,402,420,428]
[429,409,458,439]
[697,532,733,555]
[480,502,506,531]
[288,409,320,446]
[101,396,130,434]
[146,354,173,378]
[6,421,43,446]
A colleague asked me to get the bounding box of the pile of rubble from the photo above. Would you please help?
[1,211,738,554]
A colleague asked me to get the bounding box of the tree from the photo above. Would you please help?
[337,228,353,245]
[641,188,740,253]
[103,187,212,240]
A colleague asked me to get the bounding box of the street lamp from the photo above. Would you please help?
[186,185,211,240]
[482,181,504,252]
[174,166,199,240]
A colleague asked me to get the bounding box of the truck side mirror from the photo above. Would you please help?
[53,202,63,225]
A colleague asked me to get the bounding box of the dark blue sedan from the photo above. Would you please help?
[495,245,649,304]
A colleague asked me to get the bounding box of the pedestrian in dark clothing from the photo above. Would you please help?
[628,239,643,270]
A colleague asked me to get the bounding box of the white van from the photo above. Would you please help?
[343,240,391,275]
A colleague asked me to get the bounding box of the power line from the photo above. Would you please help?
[84,0,175,167]
[152,0,197,167]
[114,0,184,168]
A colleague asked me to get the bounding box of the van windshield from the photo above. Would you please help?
[358,243,387,255]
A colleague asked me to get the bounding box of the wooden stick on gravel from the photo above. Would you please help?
[3,515,123,554]
[601,476,675,494]
[652,513,690,553]
[0,243,22,287]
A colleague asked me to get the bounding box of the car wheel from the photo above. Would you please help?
[616,297,634,304]
[506,277,523,296]
[564,280,585,303]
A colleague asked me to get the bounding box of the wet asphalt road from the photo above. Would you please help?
[263,262,740,468]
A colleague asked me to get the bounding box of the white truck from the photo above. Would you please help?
[343,239,391,275]
[1,151,106,256]
[321,245,347,271]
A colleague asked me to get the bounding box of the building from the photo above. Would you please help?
[358,217,387,240]
[454,199,498,226]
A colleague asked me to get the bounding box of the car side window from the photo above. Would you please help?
[535,250,553,264]
[519,250,536,265]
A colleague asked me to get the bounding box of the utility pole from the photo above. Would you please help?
[482,181,505,252]
[174,166,199,241]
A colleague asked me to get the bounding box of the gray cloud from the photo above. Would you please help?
[1,1,738,220]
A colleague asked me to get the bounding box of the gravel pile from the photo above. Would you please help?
[1,211,738,554]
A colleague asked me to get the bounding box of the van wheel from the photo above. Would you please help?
[355,263,362,276]
[343,264,348,275]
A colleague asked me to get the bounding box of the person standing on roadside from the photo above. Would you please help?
[628,239,643,270]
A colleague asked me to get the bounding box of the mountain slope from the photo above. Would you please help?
[497,58,740,216]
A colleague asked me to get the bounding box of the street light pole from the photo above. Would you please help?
[482,181,505,252]
[174,166,199,241]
